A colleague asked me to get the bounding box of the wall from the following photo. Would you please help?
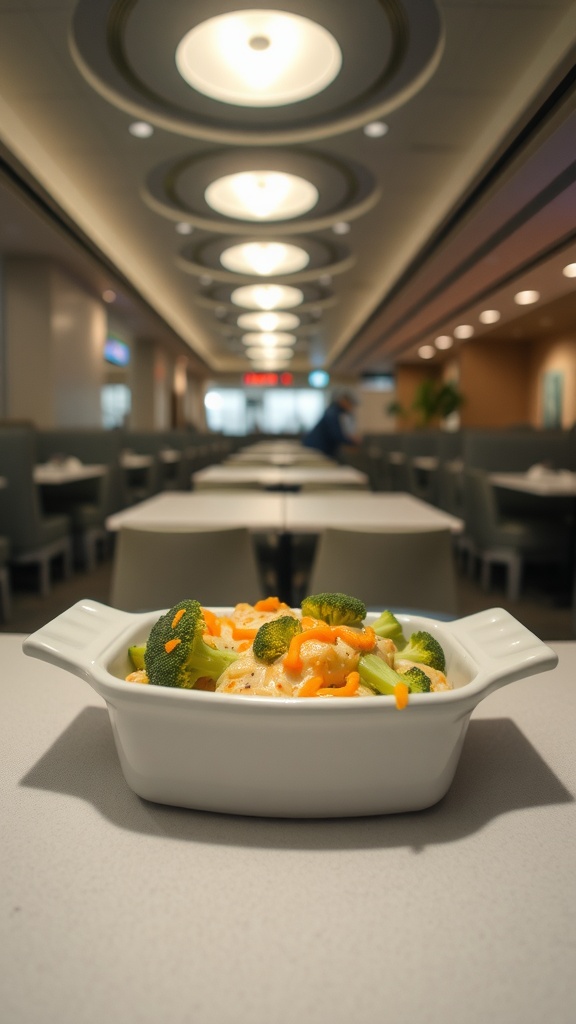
[458,340,531,428]
[528,334,576,427]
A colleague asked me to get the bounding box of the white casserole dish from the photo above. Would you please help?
[23,600,558,818]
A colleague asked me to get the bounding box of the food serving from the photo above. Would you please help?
[124,592,452,708]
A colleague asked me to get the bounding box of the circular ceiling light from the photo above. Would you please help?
[175,10,342,107]
[363,121,388,138]
[479,309,501,324]
[175,221,194,235]
[246,346,294,361]
[453,324,474,339]
[205,170,318,221]
[562,263,576,278]
[220,241,309,276]
[332,221,350,235]
[237,310,300,331]
[231,283,303,309]
[514,289,540,305]
[242,332,296,347]
[418,345,436,359]
[434,335,453,349]
[128,120,154,137]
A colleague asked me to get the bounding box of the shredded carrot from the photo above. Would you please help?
[300,615,324,630]
[318,670,360,697]
[333,625,376,651]
[231,626,258,641]
[164,638,181,654]
[298,675,325,697]
[283,624,335,673]
[171,608,186,629]
[394,682,410,710]
[237,640,251,652]
[201,607,221,636]
[253,596,282,612]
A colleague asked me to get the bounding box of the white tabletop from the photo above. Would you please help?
[491,470,576,496]
[105,491,286,533]
[33,463,107,485]
[193,464,368,488]
[284,491,463,534]
[2,633,575,1024]
[120,452,154,470]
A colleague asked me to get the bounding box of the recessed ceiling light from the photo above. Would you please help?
[175,222,194,235]
[231,283,303,310]
[418,344,436,359]
[175,10,342,107]
[242,332,296,347]
[128,120,154,138]
[246,346,294,360]
[220,241,309,276]
[318,274,332,287]
[199,274,213,287]
[332,221,350,235]
[562,263,576,278]
[514,289,540,305]
[434,335,453,349]
[363,121,388,138]
[237,310,300,331]
[205,170,318,221]
[479,309,501,324]
[453,324,474,339]
[102,289,116,303]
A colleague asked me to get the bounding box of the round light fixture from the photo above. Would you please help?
[562,263,576,278]
[363,121,388,137]
[514,290,540,305]
[434,335,453,349]
[479,309,501,324]
[102,289,116,303]
[418,345,436,359]
[332,221,350,235]
[175,222,194,235]
[237,310,300,331]
[175,10,342,107]
[205,170,318,221]
[128,120,154,137]
[231,283,303,309]
[309,370,330,388]
[242,332,296,347]
[453,324,474,339]
[246,346,294,361]
[220,241,309,276]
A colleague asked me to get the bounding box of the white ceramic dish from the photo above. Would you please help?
[23,600,558,818]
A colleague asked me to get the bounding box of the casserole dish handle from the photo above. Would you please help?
[447,606,558,694]
[22,599,138,686]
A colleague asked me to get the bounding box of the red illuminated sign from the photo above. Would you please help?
[243,372,294,387]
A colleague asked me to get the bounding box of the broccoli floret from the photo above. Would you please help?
[301,592,366,627]
[253,615,302,664]
[371,609,406,648]
[396,630,446,673]
[128,644,146,670]
[358,652,431,696]
[144,599,238,689]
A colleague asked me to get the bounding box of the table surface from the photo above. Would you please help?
[2,633,575,1024]
[106,490,463,534]
[193,464,368,487]
[33,463,107,485]
[491,470,576,495]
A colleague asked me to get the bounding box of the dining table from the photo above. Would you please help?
[2,631,575,1024]
[192,463,369,489]
[490,469,576,496]
[33,462,107,486]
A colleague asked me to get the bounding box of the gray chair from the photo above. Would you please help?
[462,468,571,602]
[109,526,264,611]
[0,427,72,596]
[308,527,458,615]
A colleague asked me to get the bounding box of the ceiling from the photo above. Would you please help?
[0,0,575,382]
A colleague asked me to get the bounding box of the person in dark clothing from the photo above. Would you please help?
[302,390,360,458]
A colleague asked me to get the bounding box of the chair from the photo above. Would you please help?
[307,528,458,615]
[462,468,571,602]
[0,427,73,596]
[109,526,264,611]
[0,534,12,621]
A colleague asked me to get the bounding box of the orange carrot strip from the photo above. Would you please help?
[201,607,221,637]
[333,625,376,651]
[171,608,186,629]
[237,640,251,652]
[298,676,325,698]
[164,638,181,654]
[253,596,281,612]
[231,626,258,641]
[283,624,335,673]
[300,615,324,630]
[317,671,360,697]
[394,682,410,710]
